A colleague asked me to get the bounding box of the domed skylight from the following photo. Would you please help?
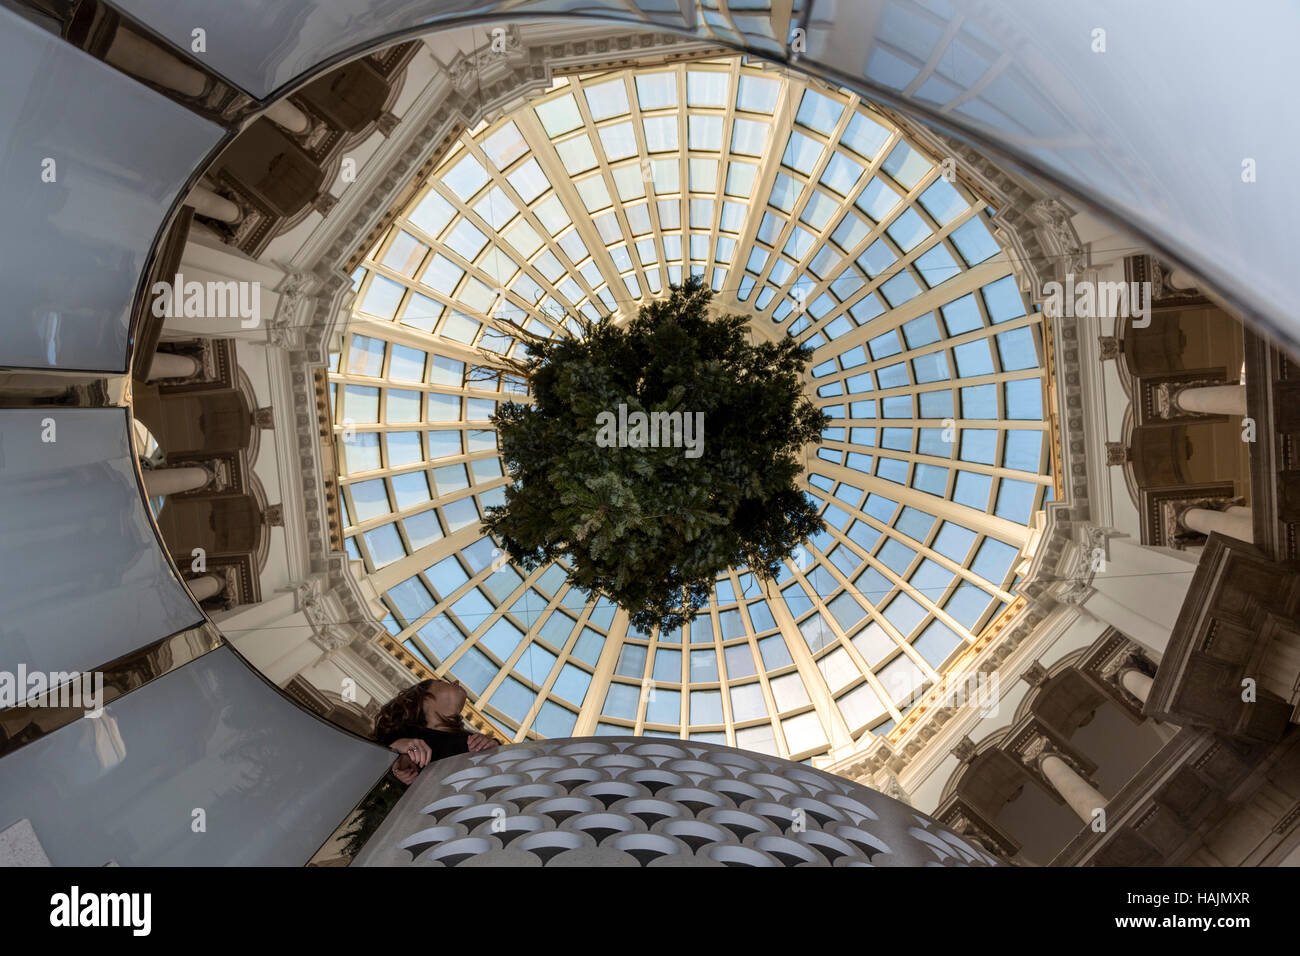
[327,56,1051,762]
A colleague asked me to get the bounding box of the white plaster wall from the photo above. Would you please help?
[299,655,379,710]
[390,42,438,116]
[1038,610,1111,670]
[1085,537,1196,658]
[218,591,318,682]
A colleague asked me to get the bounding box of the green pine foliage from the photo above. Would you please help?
[483,278,828,632]
[338,776,404,859]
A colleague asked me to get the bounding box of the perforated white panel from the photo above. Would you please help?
[354,736,999,866]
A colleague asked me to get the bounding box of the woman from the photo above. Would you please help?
[375,677,499,784]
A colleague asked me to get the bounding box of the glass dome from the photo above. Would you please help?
[327,56,1052,761]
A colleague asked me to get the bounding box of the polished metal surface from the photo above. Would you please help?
[0,621,223,759]
[0,646,393,865]
[0,407,206,678]
[0,3,222,372]
[109,0,1300,350]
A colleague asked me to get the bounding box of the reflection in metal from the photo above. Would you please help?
[107,0,1300,351]
[0,372,130,409]
[0,408,205,678]
[0,647,392,866]
[0,3,222,372]
[0,621,223,759]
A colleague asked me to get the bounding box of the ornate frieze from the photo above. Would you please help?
[1126,254,1208,308]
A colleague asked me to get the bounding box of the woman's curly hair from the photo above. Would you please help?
[374,678,464,744]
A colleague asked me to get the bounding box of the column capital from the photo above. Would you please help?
[1006,719,1097,783]
[1118,667,1155,705]
[168,458,231,494]
[1018,732,1054,769]
[1005,719,1108,825]
[1154,380,1246,419]
[1153,379,1205,419]
[1159,494,1243,548]
[1179,503,1253,544]
[936,798,1020,860]
[951,735,978,763]
[1078,628,1160,717]
[1019,661,1049,687]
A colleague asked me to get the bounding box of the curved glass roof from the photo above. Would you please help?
[328,56,1051,762]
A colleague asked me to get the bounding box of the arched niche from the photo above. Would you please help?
[1122,306,1243,378]
[297,58,389,133]
[157,494,264,559]
[1129,422,1244,489]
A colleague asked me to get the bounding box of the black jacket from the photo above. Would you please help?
[381,725,470,763]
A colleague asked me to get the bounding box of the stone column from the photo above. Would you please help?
[106,29,207,97]
[1119,667,1154,703]
[265,100,311,135]
[1182,506,1253,543]
[186,574,225,601]
[145,351,200,382]
[1040,754,1108,824]
[189,186,241,223]
[1175,384,1247,416]
[143,466,209,497]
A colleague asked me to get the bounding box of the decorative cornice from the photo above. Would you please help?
[294,575,351,652]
